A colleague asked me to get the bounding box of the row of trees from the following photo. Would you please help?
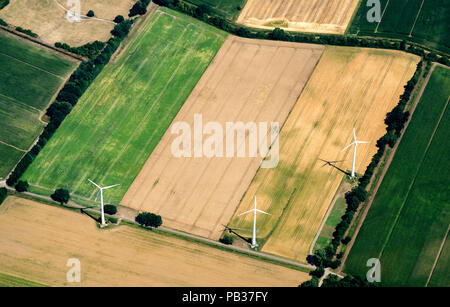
[152,0,449,66]
[6,18,135,188]
[135,212,162,228]
[300,61,425,286]
[55,41,105,59]
[15,26,38,38]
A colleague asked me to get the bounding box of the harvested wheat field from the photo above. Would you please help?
[0,197,308,286]
[0,0,134,46]
[237,0,360,34]
[229,46,420,261]
[121,36,324,239]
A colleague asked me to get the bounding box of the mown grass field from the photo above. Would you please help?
[22,8,226,206]
[313,197,347,252]
[345,66,450,287]
[0,197,308,286]
[0,33,76,179]
[348,0,450,53]
[187,0,247,20]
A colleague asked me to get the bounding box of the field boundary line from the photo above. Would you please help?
[0,140,26,152]
[0,93,42,113]
[426,224,450,287]
[0,51,65,80]
[409,0,425,37]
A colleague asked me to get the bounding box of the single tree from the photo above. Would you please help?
[114,15,124,24]
[87,10,95,17]
[15,180,29,192]
[51,188,70,204]
[135,212,162,228]
[104,204,117,215]
[219,234,233,245]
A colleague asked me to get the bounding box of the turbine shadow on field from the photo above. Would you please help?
[319,159,351,176]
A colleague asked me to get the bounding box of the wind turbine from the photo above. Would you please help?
[238,196,270,248]
[88,179,120,226]
[341,129,368,178]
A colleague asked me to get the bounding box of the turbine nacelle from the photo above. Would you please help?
[238,196,270,248]
[88,179,120,226]
[341,129,368,178]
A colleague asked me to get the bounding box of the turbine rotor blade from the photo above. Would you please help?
[353,128,357,142]
[238,209,255,216]
[88,179,100,189]
[357,141,369,144]
[95,190,100,201]
[341,142,354,152]
[256,209,271,215]
[103,184,120,190]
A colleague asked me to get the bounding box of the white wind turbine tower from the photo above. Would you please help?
[88,179,120,226]
[238,196,270,248]
[341,128,368,178]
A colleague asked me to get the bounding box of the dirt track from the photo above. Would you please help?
[121,36,324,240]
[237,0,360,34]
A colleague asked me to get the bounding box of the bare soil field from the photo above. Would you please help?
[229,46,420,261]
[237,0,360,34]
[0,197,308,286]
[0,0,134,46]
[121,36,324,239]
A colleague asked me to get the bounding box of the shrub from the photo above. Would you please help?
[51,188,70,204]
[15,180,29,192]
[104,204,117,215]
[0,18,7,26]
[87,10,95,17]
[135,212,162,228]
[219,234,233,245]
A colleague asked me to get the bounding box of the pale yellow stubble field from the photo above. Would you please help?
[0,197,309,286]
[237,0,360,34]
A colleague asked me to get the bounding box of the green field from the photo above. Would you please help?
[345,66,450,286]
[186,0,247,20]
[0,272,47,287]
[0,33,76,179]
[22,8,226,205]
[348,0,450,53]
[313,197,347,252]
